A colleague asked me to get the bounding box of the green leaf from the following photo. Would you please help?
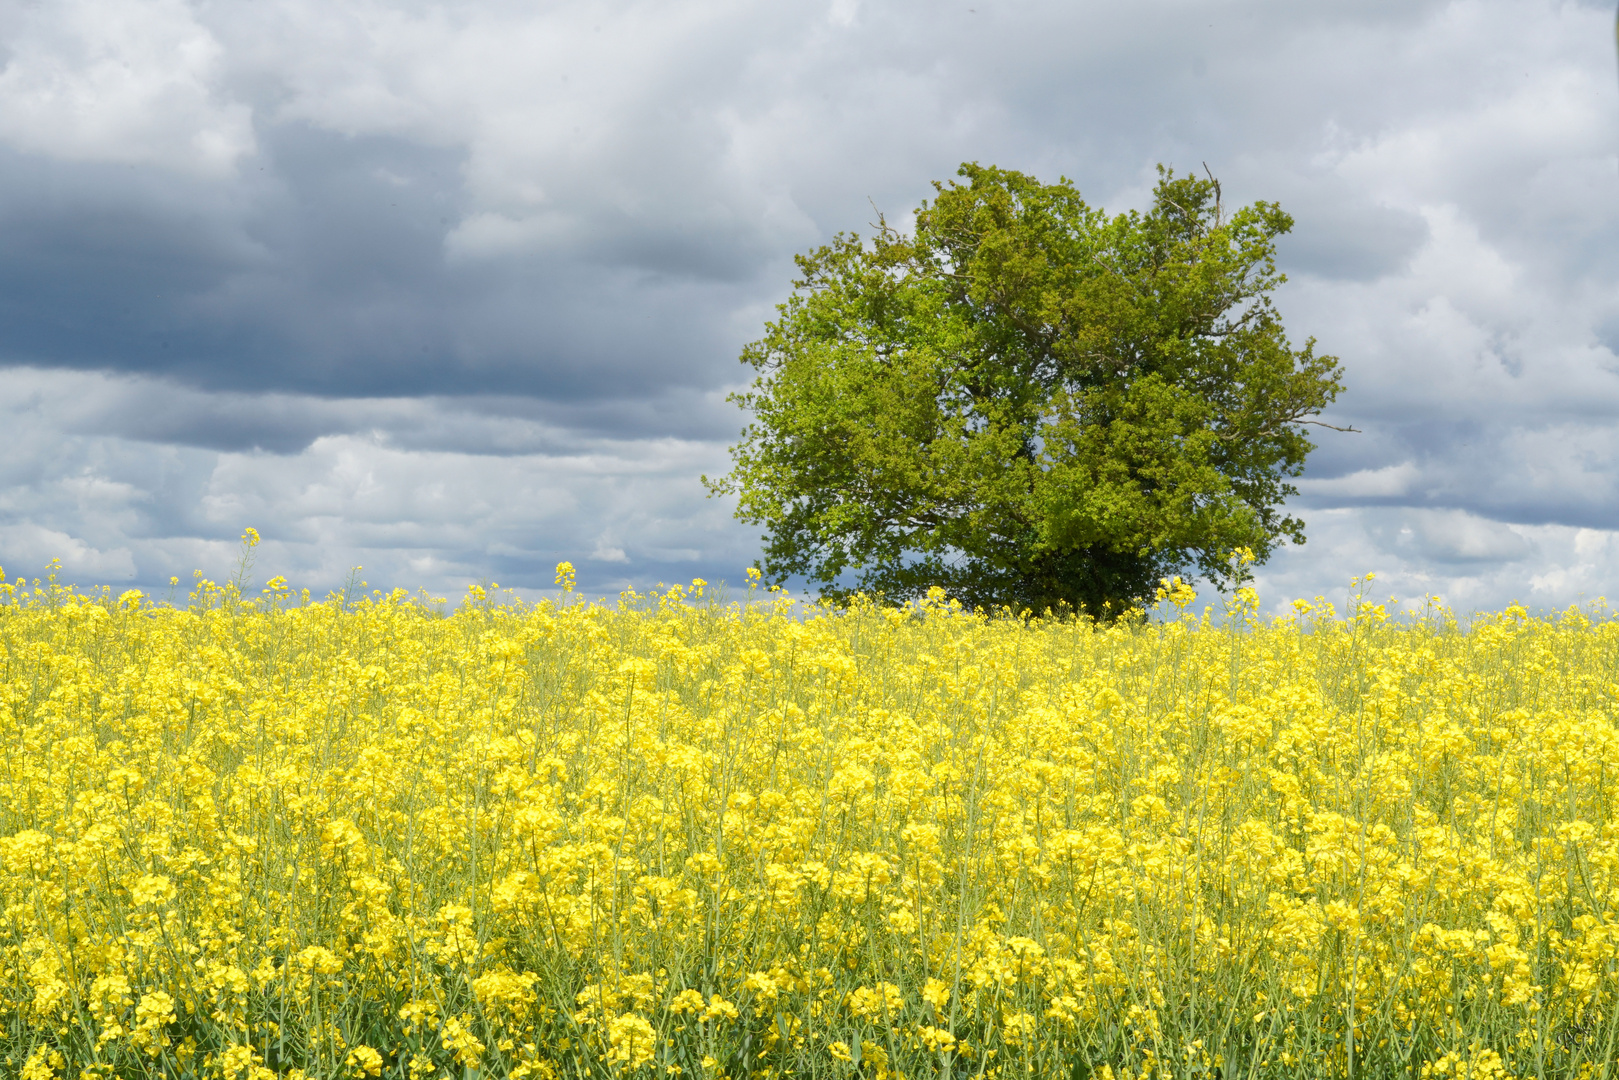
[712,162,1344,617]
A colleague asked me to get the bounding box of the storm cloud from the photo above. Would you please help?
[0,0,1616,614]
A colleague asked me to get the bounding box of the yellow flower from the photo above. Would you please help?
[3,562,1618,1077]
[473,968,539,1013]
[1001,1011,1037,1045]
[20,1047,63,1080]
[346,1046,384,1078]
[131,873,176,906]
[292,946,343,976]
[607,1013,656,1069]
[441,1014,485,1068]
[670,989,705,1015]
[217,1045,263,1080]
[846,982,903,1021]
[1093,687,1124,710]
[134,990,176,1028]
[701,995,739,1023]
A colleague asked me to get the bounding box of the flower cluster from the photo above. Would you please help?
[1,561,1618,1079]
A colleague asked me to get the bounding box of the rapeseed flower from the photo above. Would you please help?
[0,563,1617,1077]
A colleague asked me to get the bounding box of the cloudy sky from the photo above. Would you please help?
[0,0,1615,614]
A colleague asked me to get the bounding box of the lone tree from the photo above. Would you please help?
[706,163,1345,616]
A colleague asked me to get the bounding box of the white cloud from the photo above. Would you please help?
[0,0,253,174]
[0,367,748,598]
[591,540,629,564]
[0,0,1616,614]
[1253,508,1615,619]
[1405,510,1534,563]
[0,524,136,582]
[443,211,573,262]
[1298,463,1422,499]
[207,0,827,270]
[828,0,859,29]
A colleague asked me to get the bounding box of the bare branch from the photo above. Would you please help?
[1210,417,1360,442]
[866,196,888,236]
[1202,162,1223,228]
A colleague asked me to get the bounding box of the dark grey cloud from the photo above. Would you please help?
[0,0,1614,615]
[47,374,742,456]
[0,125,758,402]
[0,0,1516,412]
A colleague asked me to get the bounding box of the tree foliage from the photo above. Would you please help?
[706,163,1345,615]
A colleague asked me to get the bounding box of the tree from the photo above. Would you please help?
[705,163,1345,616]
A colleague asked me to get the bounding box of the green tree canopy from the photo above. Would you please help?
[706,163,1345,616]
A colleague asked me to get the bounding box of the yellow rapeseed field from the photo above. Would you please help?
[4,538,1619,1080]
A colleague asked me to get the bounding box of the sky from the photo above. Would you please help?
[0,0,1616,616]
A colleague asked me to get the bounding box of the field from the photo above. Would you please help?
[4,556,1619,1080]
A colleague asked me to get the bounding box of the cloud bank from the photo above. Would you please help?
[0,0,1615,614]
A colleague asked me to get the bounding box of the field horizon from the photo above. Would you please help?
[2,560,1617,1079]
